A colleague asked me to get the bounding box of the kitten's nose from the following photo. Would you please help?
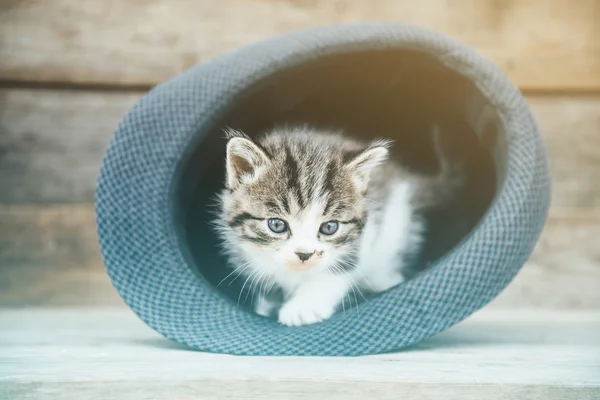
[294,251,314,262]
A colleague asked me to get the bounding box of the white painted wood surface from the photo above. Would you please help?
[1,308,599,399]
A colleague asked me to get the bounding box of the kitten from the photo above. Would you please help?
[214,125,462,326]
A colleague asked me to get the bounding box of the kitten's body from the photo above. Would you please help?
[215,126,461,326]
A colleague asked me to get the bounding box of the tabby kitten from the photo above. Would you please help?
[214,125,461,326]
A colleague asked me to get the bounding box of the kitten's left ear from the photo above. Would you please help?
[344,141,390,193]
[225,133,271,190]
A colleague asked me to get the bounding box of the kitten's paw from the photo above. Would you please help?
[278,298,335,327]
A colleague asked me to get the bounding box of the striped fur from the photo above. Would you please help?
[214,125,463,326]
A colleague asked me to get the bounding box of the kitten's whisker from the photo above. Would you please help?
[250,274,264,310]
[224,268,248,287]
[266,275,277,294]
[337,264,359,312]
[353,283,370,304]
[352,268,376,294]
[349,283,359,314]
[257,269,272,297]
[332,261,370,308]
[347,273,370,305]
[344,277,362,312]
[247,268,269,306]
[330,263,350,315]
[245,272,260,305]
[217,260,253,287]
[227,264,253,287]
[237,269,259,308]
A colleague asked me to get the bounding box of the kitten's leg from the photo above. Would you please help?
[254,285,284,318]
[254,293,277,318]
[358,182,422,293]
[278,273,350,327]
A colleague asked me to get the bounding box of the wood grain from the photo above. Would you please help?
[1,89,599,206]
[4,382,598,400]
[1,204,599,308]
[0,0,598,90]
[0,89,139,203]
[0,204,122,307]
[489,208,600,309]
[0,308,598,398]
[529,96,600,208]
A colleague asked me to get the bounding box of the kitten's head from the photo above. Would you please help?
[216,127,389,278]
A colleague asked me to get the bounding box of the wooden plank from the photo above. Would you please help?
[0,308,598,399]
[1,204,599,308]
[3,383,597,400]
[489,208,600,309]
[0,89,139,203]
[1,89,599,207]
[529,96,600,208]
[0,0,598,90]
[0,204,122,307]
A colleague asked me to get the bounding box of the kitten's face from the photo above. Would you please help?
[217,128,388,278]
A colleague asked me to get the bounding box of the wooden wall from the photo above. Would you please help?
[1,0,599,308]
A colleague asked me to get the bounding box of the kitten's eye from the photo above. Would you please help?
[267,218,288,234]
[319,221,339,235]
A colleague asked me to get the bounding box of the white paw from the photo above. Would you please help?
[278,298,335,327]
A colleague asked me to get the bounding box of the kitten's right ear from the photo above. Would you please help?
[344,140,391,193]
[225,135,270,190]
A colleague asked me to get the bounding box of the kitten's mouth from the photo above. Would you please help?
[286,260,317,271]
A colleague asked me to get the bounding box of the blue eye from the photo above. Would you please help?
[319,221,339,235]
[268,218,288,234]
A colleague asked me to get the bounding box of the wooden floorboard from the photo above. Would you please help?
[1,0,598,90]
[1,205,599,308]
[1,89,599,206]
[0,308,598,399]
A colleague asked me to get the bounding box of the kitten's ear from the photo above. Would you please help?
[225,135,270,190]
[344,141,390,192]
